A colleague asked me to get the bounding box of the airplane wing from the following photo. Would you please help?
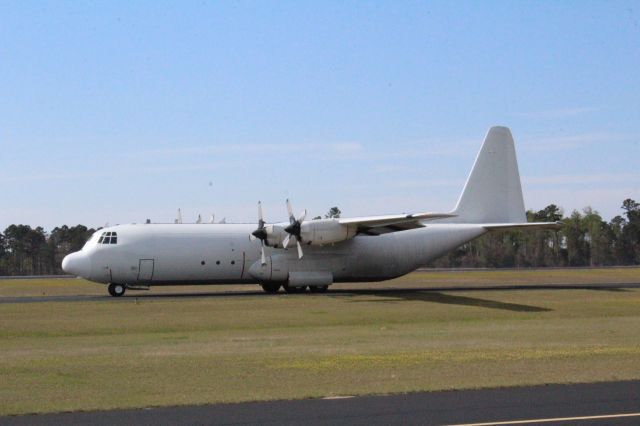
[483,222,562,231]
[339,212,456,236]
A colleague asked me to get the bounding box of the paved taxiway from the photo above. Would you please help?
[3,381,640,425]
[1,282,639,304]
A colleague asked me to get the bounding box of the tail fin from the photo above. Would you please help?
[450,126,526,224]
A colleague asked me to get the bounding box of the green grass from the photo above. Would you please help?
[1,267,640,415]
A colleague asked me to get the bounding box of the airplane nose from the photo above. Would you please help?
[62,252,91,278]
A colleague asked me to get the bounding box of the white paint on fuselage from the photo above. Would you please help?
[72,222,486,286]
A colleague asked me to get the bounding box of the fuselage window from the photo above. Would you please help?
[98,231,118,245]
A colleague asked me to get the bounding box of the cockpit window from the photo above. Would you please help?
[98,231,118,244]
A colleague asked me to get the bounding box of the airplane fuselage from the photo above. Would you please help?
[67,223,486,287]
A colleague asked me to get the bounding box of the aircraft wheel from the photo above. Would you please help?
[261,283,281,294]
[283,284,307,294]
[108,283,126,297]
[309,285,329,293]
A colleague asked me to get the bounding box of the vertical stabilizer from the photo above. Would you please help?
[450,126,526,223]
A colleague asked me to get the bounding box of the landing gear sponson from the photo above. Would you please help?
[107,282,328,296]
[260,283,329,294]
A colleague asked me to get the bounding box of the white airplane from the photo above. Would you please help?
[62,126,559,297]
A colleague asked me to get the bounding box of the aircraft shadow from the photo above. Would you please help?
[325,284,637,312]
[338,290,551,312]
[127,283,638,300]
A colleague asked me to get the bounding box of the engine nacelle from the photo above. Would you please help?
[299,219,356,246]
[262,224,288,248]
[260,220,356,248]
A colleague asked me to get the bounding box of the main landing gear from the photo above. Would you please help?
[108,283,126,297]
[261,283,281,294]
[283,284,306,294]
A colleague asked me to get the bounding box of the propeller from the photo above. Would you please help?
[249,201,267,265]
[282,199,306,259]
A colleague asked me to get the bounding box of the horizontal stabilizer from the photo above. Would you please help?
[483,222,562,232]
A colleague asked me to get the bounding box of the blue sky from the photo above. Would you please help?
[1,1,639,230]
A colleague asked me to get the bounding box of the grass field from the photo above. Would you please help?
[1,268,640,415]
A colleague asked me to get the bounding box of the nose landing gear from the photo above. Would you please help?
[108,283,126,297]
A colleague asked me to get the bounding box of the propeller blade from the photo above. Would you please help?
[261,245,266,265]
[286,199,295,223]
[250,201,268,244]
[283,199,306,259]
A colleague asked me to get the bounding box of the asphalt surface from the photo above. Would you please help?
[2,381,640,425]
[1,282,639,304]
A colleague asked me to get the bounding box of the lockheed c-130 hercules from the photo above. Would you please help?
[62,126,560,296]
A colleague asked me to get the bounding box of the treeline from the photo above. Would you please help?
[430,199,640,268]
[0,225,96,275]
[0,199,638,276]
